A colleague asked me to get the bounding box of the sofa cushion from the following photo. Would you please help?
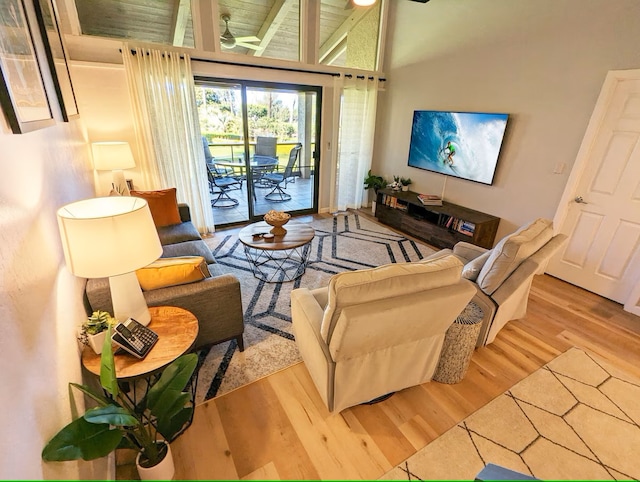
[136,256,211,291]
[320,254,464,343]
[476,218,553,295]
[462,251,491,282]
[131,188,181,227]
[156,221,202,246]
[162,239,216,265]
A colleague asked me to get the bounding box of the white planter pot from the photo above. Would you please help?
[87,331,106,355]
[402,185,409,192]
[136,442,175,481]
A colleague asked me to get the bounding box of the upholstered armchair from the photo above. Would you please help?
[443,218,567,347]
[291,253,476,413]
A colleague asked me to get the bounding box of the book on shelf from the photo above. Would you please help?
[417,193,443,206]
[441,216,475,236]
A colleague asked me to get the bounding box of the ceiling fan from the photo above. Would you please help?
[345,0,429,7]
[220,14,263,51]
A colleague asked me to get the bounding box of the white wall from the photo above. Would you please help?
[70,62,142,196]
[0,115,107,478]
[375,0,640,240]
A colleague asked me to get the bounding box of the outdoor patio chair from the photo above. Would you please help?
[207,164,241,208]
[263,144,301,202]
[202,136,243,189]
[252,136,279,188]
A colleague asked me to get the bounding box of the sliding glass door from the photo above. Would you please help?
[195,79,320,226]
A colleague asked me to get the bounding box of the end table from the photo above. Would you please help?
[81,306,199,440]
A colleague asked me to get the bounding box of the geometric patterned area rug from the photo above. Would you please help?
[196,212,436,405]
[380,347,640,481]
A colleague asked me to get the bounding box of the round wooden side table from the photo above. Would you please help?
[82,305,199,380]
[81,306,199,441]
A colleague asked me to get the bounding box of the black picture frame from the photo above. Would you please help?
[31,0,79,121]
[0,0,55,134]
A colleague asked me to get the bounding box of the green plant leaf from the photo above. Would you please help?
[100,325,118,398]
[69,383,112,407]
[147,354,197,411]
[41,417,123,461]
[153,392,190,422]
[156,406,193,442]
[84,405,138,427]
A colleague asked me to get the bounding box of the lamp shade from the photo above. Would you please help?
[57,197,162,279]
[91,141,136,171]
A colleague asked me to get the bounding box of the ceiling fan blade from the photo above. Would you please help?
[234,36,261,43]
[235,42,264,51]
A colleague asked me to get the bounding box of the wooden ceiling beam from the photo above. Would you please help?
[318,7,368,63]
[248,0,294,57]
[171,0,191,47]
[322,37,347,65]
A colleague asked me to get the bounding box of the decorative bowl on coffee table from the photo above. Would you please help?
[264,210,291,236]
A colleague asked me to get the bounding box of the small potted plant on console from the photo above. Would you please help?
[78,310,116,354]
[400,177,412,192]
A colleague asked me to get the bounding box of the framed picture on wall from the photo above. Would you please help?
[0,0,55,134]
[32,0,79,121]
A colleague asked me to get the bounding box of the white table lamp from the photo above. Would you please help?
[92,141,136,196]
[57,196,162,325]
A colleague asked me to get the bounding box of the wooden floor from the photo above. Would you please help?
[154,212,640,480]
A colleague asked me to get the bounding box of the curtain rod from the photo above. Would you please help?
[119,48,386,82]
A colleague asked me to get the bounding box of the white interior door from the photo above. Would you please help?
[548,70,640,310]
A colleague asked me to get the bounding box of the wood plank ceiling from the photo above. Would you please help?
[72,0,372,65]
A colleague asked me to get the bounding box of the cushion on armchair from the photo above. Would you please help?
[476,218,553,295]
[462,250,491,281]
[320,254,463,342]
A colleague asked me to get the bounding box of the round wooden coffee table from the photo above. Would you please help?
[238,221,315,282]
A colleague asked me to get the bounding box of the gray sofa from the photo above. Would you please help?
[85,204,244,351]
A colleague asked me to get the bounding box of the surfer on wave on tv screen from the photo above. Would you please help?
[441,141,456,166]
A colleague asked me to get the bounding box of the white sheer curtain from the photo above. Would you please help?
[332,75,379,212]
[123,45,215,233]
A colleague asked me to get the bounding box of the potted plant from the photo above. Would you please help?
[400,177,412,192]
[364,170,387,214]
[42,326,198,480]
[390,176,403,191]
[78,310,116,355]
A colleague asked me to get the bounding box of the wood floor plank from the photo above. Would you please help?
[172,401,239,480]
[161,212,640,481]
[267,363,391,480]
[214,376,320,480]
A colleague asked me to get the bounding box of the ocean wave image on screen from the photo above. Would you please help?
[407,111,508,185]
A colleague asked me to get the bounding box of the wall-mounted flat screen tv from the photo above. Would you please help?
[407,110,509,185]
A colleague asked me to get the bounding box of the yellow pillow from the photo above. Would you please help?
[136,256,210,291]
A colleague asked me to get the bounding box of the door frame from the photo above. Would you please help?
[195,76,322,223]
[551,68,640,314]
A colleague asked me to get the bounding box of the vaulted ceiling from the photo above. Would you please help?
[71,0,383,66]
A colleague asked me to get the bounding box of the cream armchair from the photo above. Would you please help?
[291,253,476,413]
[443,218,567,347]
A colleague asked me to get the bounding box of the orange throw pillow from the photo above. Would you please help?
[130,188,181,227]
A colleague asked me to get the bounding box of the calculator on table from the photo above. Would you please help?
[111,318,159,359]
